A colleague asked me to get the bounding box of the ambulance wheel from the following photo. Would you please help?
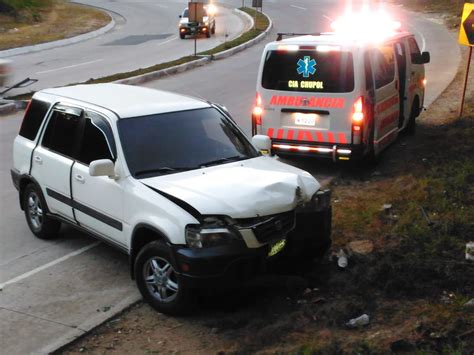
[180,33,185,39]
[406,99,419,135]
[206,31,211,38]
[211,24,216,34]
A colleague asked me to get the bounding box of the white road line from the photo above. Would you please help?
[411,26,427,52]
[156,35,179,47]
[290,5,307,10]
[0,241,101,291]
[35,59,104,75]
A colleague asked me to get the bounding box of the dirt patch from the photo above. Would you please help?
[0,1,110,50]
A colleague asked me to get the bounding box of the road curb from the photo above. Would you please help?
[0,102,17,115]
[0,13,115,59]
[116,10,272,86]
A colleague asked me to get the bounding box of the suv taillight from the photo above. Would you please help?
[251,93,264,136]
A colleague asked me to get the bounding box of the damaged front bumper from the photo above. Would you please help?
[171,189,332,287]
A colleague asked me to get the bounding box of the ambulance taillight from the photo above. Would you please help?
[352,97,364,144]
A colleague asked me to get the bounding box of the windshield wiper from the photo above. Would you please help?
[199,155,246,168]
[134,167,196,177]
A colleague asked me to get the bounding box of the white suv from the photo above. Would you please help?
[11,84,331,314]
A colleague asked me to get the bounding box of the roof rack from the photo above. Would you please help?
[276,32,332,41]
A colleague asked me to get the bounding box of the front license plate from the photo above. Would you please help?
[268,239,286,257]
[295,114,316,126]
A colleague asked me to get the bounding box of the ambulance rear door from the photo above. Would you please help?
[257,46,356,147]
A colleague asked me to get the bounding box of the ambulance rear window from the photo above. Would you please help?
[261,50,354,93]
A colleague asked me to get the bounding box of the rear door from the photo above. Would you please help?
[258,47,355,146]
[31,105,82,221]
[370,43,400,152]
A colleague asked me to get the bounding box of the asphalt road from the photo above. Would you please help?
[3,0,249,96]
[0,1,461,353]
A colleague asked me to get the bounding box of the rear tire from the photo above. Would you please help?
[211,24,216,34]
[206,31,211,38]
[364,123,378,165]
[135,240,194,315]
[23,184,61,239]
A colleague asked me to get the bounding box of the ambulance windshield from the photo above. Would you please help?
[262,50,354,93]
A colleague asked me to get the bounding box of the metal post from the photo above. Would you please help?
[459,46,473,118]
[193,1,197,57]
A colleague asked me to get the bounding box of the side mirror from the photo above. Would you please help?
[412,51,430,64]
[89,159,116,178]
[252,135,271,155]
[178,15,182,18]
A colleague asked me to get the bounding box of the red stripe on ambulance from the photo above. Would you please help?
[375,95,399,114]
[266,128,349,144]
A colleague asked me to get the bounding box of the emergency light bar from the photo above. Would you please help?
[331,10,401,43]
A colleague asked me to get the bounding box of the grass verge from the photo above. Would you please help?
[0,0,110,50]
[390,0,472,28]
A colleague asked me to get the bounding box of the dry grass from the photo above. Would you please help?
[390,0,471,28]
[0,1,110,50]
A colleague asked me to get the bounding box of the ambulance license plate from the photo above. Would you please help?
[295,115,316,126]
[268,239,286,257]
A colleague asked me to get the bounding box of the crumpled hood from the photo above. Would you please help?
[141,156,320,219]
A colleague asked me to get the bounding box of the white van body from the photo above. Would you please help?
[253,31,430,161]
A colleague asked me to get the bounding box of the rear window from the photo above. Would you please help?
[261,50,354,93]
[19,99,51,140]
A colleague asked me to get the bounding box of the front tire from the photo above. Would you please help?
[23,184,61,239]
[406,99,419,135]
[135,240,193,315]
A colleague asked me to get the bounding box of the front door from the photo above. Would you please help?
[70,111,126,247]
[395,41,408,127]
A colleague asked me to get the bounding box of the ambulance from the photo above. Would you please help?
[252,11,430,161]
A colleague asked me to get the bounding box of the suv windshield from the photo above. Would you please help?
[118,108,259,178]
[262,50,354,93]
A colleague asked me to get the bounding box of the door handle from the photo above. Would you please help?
[74,174,85,184]
[33,156,42,164]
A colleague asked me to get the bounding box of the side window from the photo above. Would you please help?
[19,99,51,140]
[42,110,81,158]
[372,45,395,89]
[408,38,421,62]
[77,113,114,165]
[364,52,374,92]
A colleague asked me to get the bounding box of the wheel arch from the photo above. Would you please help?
[412,95,421,118]
[19,175,44,211]
[129,224,172,280]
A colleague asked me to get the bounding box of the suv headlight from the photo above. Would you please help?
[185,225,238,248]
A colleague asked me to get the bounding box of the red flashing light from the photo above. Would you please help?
[352,97,364,123]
